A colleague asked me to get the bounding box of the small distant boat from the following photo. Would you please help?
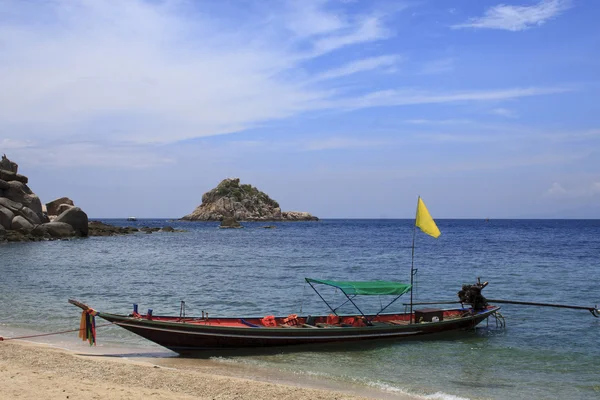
[126,217,137,221]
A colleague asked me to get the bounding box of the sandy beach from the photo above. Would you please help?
[0,340,417,400]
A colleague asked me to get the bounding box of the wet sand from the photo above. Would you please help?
[0,340,418,400]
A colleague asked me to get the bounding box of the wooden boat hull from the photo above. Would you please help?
[96,307,499,354]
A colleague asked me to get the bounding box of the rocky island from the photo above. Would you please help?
[181,178,318,222]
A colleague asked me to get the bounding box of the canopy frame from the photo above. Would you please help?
[305,278,412,323]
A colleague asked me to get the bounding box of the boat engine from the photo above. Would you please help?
[458,279,489,311]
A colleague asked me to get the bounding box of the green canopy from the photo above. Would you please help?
[305,278,412,296]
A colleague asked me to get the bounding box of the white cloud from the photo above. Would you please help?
[336,86,570,109]
[452,0,571,31]
[0,0,575,168]
[403,119,473,125]
[0,0,394,146]
[0,138,34,150]
[419,58,454,75]
[3,141,175,169]
[284,0,346,37]
[546,182,568,197]
[492,108,518,118]
[303,137,390,151]
[315,55,402,81]
[545,180,600,198]
[312,16,390,54]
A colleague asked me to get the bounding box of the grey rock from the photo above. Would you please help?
[11,215,34,232]
[46,197,75,216]
[0,169,27,184]
[0,197,22,213]
[54,207,88,236]
[0,205,14,229]
[31,224,48,237]
[2,181,43,219]
[7,180,32,194]
[19,206,41,225]
[56,203,74,215]
[42,222,76,238]
[0,154,18,173]
[15,174,28,184]
[0,179,9,190]
[219,216,242,228]
[281,211,319,221]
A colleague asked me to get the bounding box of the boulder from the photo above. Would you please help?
[31,224,48,238]
[2,181,44,218]
[19,206,41,225]
[0,154,18,173]
[11,215,34,232]
[219,217,242,228]
[0,179,9,190]
[0,169,27,184]
[46,197,75,216]
[0,205,14,229]
[56,203,74,215]
[7,180,32,194]
[0,196,22,213]
[54,207,88,236]
[43,222,76,238]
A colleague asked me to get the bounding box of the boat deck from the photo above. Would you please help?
[136,308,471,328]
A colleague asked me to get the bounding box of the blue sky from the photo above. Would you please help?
[1,0,598,218]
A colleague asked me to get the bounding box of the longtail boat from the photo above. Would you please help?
[69,197,598,354]
[69,279,500,354]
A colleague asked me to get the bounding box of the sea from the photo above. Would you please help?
[1,219,599,400]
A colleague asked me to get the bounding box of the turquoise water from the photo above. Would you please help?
[1,219,599,399]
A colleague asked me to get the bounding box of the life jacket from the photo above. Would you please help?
[283,314,299,326]
[261,315,277,327]
[326,314,340,325]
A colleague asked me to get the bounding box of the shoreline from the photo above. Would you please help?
[0,338,420,400]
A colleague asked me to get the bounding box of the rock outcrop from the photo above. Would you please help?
[181,178,318,222]
[0,155,49,234]
[54,207,89,236]
[46,197,74,217]
[0,155,90,241]
[219,216,242,228]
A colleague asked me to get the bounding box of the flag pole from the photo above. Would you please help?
[410,196,419,324]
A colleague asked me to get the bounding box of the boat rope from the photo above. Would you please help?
[0,322,116,342]
[299,283,307,313]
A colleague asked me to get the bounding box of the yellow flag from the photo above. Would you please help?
[415,197,441,238]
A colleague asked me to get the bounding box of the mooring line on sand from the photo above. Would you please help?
[0,322,116,341]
